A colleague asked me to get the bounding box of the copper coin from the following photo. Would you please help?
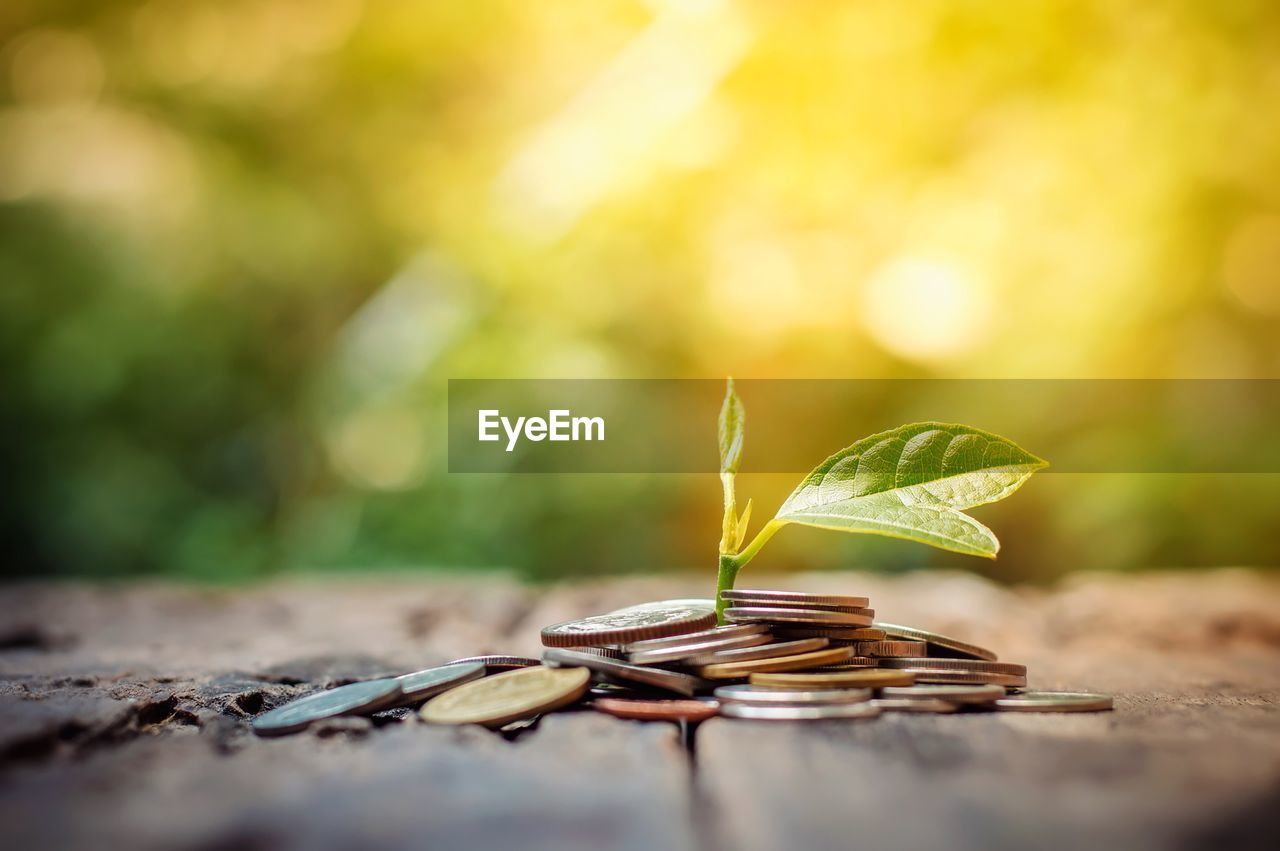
[720,589,871,608]
[725,607,874,627]
[593,698,720,721]
[541,599,716,647]
[628,632,772,665]
[720,593,872,614]
[771,627,888,642]
[624,623,767,651]
[683,637,829,666]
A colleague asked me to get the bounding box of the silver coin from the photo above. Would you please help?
[629,632,772,665]
[394,662,486,705]
[625,623,767,652]
[873,622,997,661]
[252,678,403,737]
[570,646,629,660]
[871,697,960,714]
[720,701,882,721]
[714,684,872,706]
[445,655,541,671]
[994,691,1114,712]
[725,607,874,627]
[683,637,830,666]
[879,684,1006,703]
[541,599,716,647]
[719,589,871,608]
[542,647,706,697]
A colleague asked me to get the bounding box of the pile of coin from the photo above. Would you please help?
[252,590,1112,736]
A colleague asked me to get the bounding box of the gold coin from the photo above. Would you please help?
[889,668,1026,688]
[750,669,917,689]
[878,658,1027,677]
[696,645,855,680]
[871,697,959,714]
[807,657,878,670]
[849,640,928,658]
[421,665,590,727]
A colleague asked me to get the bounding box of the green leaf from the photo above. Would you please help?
[718,377,745,475]
[773,422,1047,558]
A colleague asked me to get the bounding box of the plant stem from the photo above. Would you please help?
[715,553,740,623]
[718,473,737,554]
[714,520,784,622]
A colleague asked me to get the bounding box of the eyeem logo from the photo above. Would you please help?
[478,409,605,452]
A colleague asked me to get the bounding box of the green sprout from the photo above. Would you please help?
[715,379,1048,622]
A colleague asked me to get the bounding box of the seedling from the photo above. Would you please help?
[715,379,1048,621]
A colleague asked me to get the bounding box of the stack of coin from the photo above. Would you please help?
[251,590,1113,735]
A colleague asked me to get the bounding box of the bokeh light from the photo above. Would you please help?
[2,0,1278,581]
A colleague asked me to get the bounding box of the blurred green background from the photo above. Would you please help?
[2,0,1279,583]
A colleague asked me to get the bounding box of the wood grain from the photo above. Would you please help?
[1,569,1278,850]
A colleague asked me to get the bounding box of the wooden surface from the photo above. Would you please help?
[2,569,1279,851]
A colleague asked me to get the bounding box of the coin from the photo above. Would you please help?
[771,627,888,642]
[877,658,1027,677]
[720,598,874,614]
[714,684,872,706]
[719,702,882,721]
[874,622,998,661]
[887,668,1026,688]
[750,669,916,689]
[542,647,707,696]
[994,691,1113,712]
[696,645,856,680]
[624,623,767,651]
[421,665,591,727]
[879,684,1006,703]
[807,657,878,670]
[588,683,673,699]
[628,632,772,665]
[724,607,874,627]
[683,637,829,666]
[445,655,541,672]
[871,697,960,714]
[848,640,928,658]
[592,698,721,721]
[394,662,486,704]
[252,678,404,737]
[719,589,871,608]
[541,599,717,647]
[573,646,629,660]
